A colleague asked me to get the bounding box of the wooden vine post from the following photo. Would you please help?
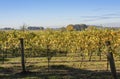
[2,50,4,64]
[105,41,117,79]
[19,38,26,73]
[47,44,51,72]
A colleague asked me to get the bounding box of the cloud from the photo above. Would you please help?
[93,8,104,11]
[81,13,120,22]
[81,16,98,19]
[102,13,120,16]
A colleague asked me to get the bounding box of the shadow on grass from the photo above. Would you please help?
[0,58,9,61]
[0,58,9,64]
[0,65,120,79]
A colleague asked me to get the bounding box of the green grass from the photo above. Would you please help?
[0,57,120,79]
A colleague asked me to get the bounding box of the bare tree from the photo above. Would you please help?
[20,24,27,32]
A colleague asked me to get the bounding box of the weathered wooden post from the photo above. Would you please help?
[0,44,4,64]
[47,45,50,72]
[105,41,117,79]
[19,38,26,73]
[2,51,4,64]
[5,42,8,58]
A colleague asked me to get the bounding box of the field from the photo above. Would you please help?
[0,56,120,79]
[1,27,120,79]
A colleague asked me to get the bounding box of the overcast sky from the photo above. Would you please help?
[0,0,120,28]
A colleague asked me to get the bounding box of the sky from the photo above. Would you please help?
[0,0,120,28]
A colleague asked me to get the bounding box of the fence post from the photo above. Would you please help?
[105,41,117,79]
[2,51,4,64]
[5,42,8,58]
[47,45,50,72]
[19,38,26,73]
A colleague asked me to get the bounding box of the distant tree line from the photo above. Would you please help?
[1,24,120,31]
[66,24,88,31]
[0,27,14,30]
[28,26,44,30]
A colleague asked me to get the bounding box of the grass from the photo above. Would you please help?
[0,56,120,79]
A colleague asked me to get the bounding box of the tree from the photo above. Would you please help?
[66,24,74,31]
[60,27,66,31]
[74,24,88,30]
[66,24,88,31]
[20,24,27,32]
